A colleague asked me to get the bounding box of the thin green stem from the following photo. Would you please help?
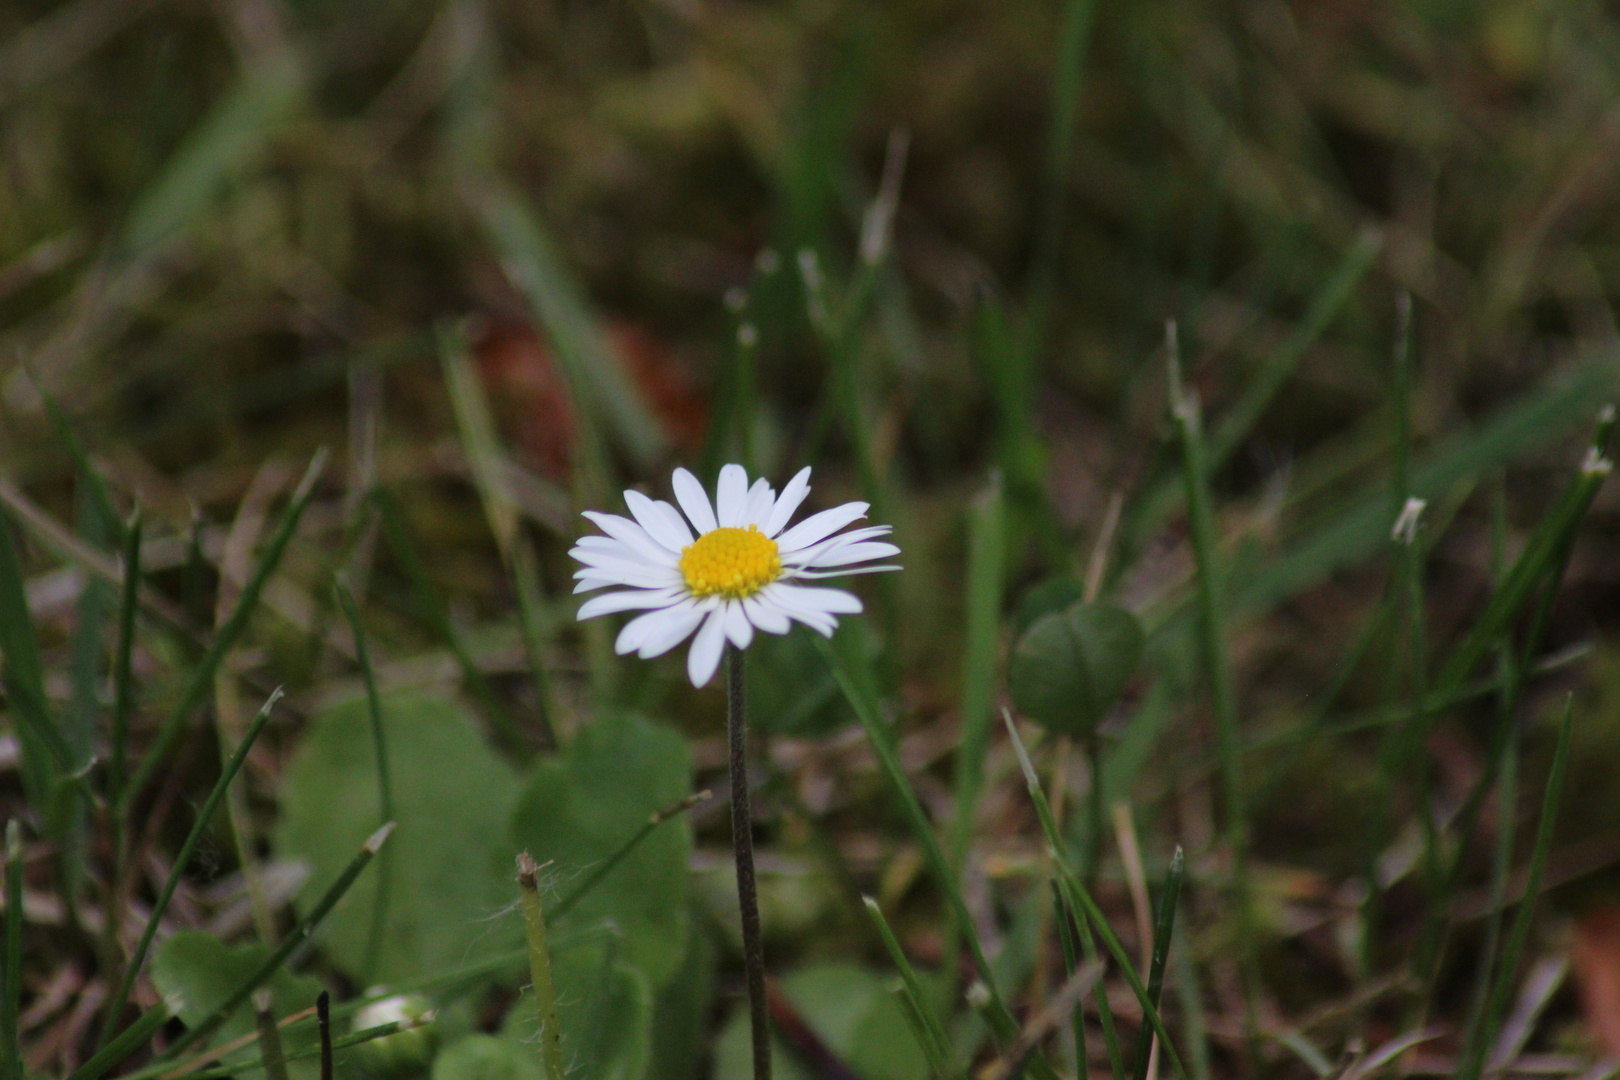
[518,854,566,1080]
[1002,714,1187,1080]
[99,691,283,1049]
[1166,325,1256,1058]
[161,822,394,1059]
[1132,849,1185,1080]
[817,639,1050,1072]
[66,1005,169,1080]
[122,451,328,816]
[371,487,527,754]
[109,507,144,804]
[727,645,772,1080]
[865,898,953,1075]
[1457,696,1575,1080]
[334,576,394,983]
[317,992,332,1080]
[1051,880,1089,1080]
[251,992,289,1080]
[549,790,710,920]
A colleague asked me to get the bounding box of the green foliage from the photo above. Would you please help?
[501,942,652,1080]
[714,965,927,1080]
[274,692,522,984]
[509,712,693,989]
[1008,601,1144,738]
[151,933,323,1057]
[431,1036,540,1080]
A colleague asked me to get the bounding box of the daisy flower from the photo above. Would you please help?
[570,464,900,686]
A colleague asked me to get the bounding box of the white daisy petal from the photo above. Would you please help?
[771,583,864,616]
[687,608,728,686]
[723,600,755,649]
[763,467,812,537]
[574,563,682,590]
[758,583,842,636]
[624,490,693,551]
[617,600,701,656]
[582,511,677,567]
[782,525,894,566]
[569,544,662,571]
[776,502,869,552]
[799,541,902,568]
[639,599,713,659]
[578,587,685,620]
[672,468,718,534]
[743,478,775,528]
[715,464,749,527]
[743,595,791,635]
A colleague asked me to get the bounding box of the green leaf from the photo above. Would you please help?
[431,1036,541,1080]
[1008,601,1144,737]
[509,712,692,988]
[1011,577,1084,638]
[274,691,523,984]
[713,965,927,1080]
[121,54,303,257]
[151,933,323,1056]
[646,915,716,1080]
[501,942,652,1080]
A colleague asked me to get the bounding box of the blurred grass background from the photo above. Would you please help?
[7,0,1620,1075]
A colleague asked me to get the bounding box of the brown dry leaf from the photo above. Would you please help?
[1570,905,1620,1054]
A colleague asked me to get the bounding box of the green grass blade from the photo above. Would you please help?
[0,503,75,782]
[1024,0,1100,357]
[437,322,559,745]
[2,822,20,1080]
[814,636,1051,1075]
[121,53,303,257]
[1459,695,1574,1080]
[549,790,708,920]
[948,473,1006,874]
[438,321,519,558]
[1051,880,1090,1080]
[1237,357,1614,616]
[864,897,954,1073]
[160,1015,428,1080]
[1459,709,1518,1066]
[1207,229,1382,469]
[1000,712,1188,1080]
[162,822,395,1059]
[464,178,666,476]
[38,383,123,548]
[1166,326,1255,1051]
[252,992,289,1080]
[1132,848,1185,1080]
[98,690,284,1049]
[1125,232,1381,553]
[370,486,527,755]
[66,1004,170,1080]
[121,449,328,815]
[1432,408,1614,701]
[333,576,394,982]
[109,507,143,803]
[1169,935,1213,1080]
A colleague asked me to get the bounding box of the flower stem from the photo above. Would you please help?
[727,644,771,1080]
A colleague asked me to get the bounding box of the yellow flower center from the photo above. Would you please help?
[679,525,781,599]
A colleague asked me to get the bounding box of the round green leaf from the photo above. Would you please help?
[713,964,926,1080]
[273,691,523,984]
[431,1036,542,1080]
[509,711,692,988]
[152,931,325,1074]
[1007,601,1144,737]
